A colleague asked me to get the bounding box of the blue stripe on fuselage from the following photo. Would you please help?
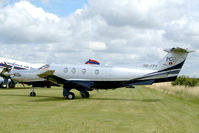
[0,63,27,70]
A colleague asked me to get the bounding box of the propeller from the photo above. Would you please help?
[0,62,15,88]
[0,62,11,75]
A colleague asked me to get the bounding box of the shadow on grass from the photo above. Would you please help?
[88,97,160,102]
[30,96,65,102]
[0,93,160,102]
[31,96,160,102]
[0,93,65,102]
[0,87,32,90]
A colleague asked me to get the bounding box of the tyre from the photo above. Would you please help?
[80,91,90,98]
[66,92,75,100]
[30,92,36,96]
[8,82,16,88]
[0,84,7,88]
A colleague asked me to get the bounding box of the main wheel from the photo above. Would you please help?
[30,92,36,96]
[8,82,16,88]
[80,91,90,98]
[66,92,75,100]
[0,83,7,88]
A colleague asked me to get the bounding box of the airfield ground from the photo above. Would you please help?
[0,85,199,133]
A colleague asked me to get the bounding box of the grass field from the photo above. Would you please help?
[0,86,199,133]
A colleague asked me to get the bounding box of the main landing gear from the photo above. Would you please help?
[80,91,90,98]
[66,92,75,100]
[63,87,90,100]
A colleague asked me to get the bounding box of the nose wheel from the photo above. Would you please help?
[30,91,36,96]
[30,88,36,96]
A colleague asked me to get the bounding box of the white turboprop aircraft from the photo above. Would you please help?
[0,57,44,88]
[2,47,193,100]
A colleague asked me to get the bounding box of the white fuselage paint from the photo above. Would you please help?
[10,70,44,82]
[52,65,155,81]
[11,64,155,82]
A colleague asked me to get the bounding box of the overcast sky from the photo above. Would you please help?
[0,0,198,77]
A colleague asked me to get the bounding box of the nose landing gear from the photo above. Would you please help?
[30,88,36,96]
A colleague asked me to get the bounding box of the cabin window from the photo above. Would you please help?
[71,68,76,73]
[95,69,99,75]
[82,68,86,74]
[64,67,68,73]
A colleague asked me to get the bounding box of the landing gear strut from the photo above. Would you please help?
[63,88,75,100]
[30,88,36,96]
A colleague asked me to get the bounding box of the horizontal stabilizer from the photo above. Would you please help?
[164,47,194,53]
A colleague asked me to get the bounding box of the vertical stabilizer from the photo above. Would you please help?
[157,47,193,73]
[126,47,194,85]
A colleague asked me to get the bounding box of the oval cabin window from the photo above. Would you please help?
[64,67,68,73]
[71,68,76,73]
[95,69,99,75]
[82,69,86,74]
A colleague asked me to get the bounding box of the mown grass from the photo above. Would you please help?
[0,86,199,133]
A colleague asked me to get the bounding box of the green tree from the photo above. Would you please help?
[172,76,198,87]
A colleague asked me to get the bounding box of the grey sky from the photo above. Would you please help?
[0,0,198,77]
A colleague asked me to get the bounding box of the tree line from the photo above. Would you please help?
[172,76,199,87]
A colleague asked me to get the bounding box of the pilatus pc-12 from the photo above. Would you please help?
[2,47,193,100]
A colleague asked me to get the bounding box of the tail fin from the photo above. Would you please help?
[157,47,193,72]
[152,47,194,82]
[124,47,193,86]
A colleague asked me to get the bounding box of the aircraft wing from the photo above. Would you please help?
[37,70,65,85]
[37,70,94,89]
[37,70,55,78]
